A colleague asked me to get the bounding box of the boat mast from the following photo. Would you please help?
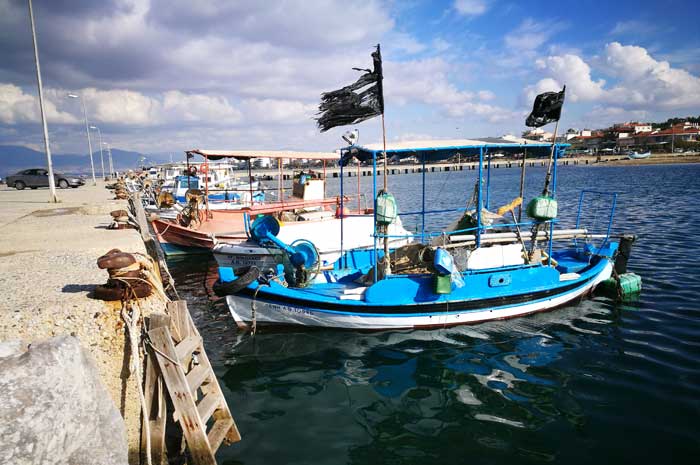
[376,44,391,276]
[518,148,527,222]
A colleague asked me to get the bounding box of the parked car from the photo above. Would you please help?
[4,168,85,190]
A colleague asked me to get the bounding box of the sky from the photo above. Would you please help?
[0,0,699,156]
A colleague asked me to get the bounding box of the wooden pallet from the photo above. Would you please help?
[144,301,240,465]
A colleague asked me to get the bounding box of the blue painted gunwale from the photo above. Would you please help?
[223,244,615,317]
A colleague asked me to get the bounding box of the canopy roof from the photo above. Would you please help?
[345,138,569,162]
[187,149,339,161]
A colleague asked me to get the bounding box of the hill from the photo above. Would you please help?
[0,145,172,177]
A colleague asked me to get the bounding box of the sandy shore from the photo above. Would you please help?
[0,182,164,464]
[594,152,700,166]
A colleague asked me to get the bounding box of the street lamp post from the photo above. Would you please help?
[89,125,105,179]
[28,0,58,202]
[671,124,675,154]
[104,142,114,178]
[67,93,96,185]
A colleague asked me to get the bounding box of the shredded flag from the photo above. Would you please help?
[316,45,384,132]
[526,86,566,128]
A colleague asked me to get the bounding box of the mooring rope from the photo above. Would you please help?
[121,298,152,465]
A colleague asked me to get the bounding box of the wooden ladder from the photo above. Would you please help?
[144,300,240,465]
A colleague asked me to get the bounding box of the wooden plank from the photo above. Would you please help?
[141,314,171,465]
[167,300,191,342]
[186,364,211,394]
[175,335,202,364]
[131,193,152,241]
[148,326,216,465]
[175,297,242,444]
[197,392,221,425]
[207,418,234,453]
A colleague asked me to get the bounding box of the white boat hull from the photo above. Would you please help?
[225,262,613,330]
[213,215,412,268]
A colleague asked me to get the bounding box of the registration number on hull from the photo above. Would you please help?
[268,303,313,316]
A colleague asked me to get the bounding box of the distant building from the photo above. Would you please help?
[522,128,554,141]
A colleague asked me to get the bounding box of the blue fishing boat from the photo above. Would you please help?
[214,48,639,330]
[214,138,639,330]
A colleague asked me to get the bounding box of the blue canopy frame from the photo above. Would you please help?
[338,140,571,281]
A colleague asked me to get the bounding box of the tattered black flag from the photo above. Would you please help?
[526,86,566,128]
[316,45,384,132]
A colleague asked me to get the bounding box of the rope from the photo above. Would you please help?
[120,299,152,465]
[143,337,181,366]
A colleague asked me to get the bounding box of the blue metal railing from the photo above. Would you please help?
[575,189,617,254]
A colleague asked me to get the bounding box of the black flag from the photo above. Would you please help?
[316,45,384,132]
[526,86,566,128]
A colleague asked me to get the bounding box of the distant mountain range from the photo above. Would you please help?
[0,145,180,177]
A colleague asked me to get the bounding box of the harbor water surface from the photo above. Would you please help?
[168,163,700,465]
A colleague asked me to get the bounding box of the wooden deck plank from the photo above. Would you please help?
[141,314,170,465]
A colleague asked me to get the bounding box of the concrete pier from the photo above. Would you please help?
[254,154,628,180]
[0,182,165,464]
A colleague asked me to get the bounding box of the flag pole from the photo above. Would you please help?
[375,44,391,276]
[542,85,565,197]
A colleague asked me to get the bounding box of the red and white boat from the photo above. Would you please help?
[150,149,403,256]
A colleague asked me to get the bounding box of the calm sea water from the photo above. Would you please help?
[168,163,700,465]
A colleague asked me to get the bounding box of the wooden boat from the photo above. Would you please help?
[215,139,639,329]
[628,151,651,159]
[212,214,412,268]
[150,149,390,256]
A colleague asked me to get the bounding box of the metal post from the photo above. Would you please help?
[277,158,282,202]
[248,159,255,206]
[485,149,491,210]
[69,93,96,185]
[671,124,675,154]
[106,143,114,177]
[477,147,483,247]
[90,125,105,179]
[547,146,559,266]
[357,158,361,212]
[518,148,527,222]
[421,153,426,242]
[372,151,378,283]
[340,160,344,268]
[27,0,58,202]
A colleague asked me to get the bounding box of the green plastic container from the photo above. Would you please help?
[596,273,642,300]
[376,191,397,225]
[618,272,642,296]
[527,196,558,220]
[434,274,452,294]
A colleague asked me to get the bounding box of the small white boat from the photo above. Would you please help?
[213,214,413,269]
[628,151,651,160]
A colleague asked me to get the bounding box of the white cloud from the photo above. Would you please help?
[610,20,658,36]
[162,91,242,124]
[240,99,316,124]
[0,84,245,127]
[526,42,700,111]
[453,0,489,17]
[432,38,452,53]
[384,59,516,122]
[505,19,552,51]
[0,84,77,124]
[534,54,605,101]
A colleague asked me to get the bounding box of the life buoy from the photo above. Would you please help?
[200,164,209,174]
